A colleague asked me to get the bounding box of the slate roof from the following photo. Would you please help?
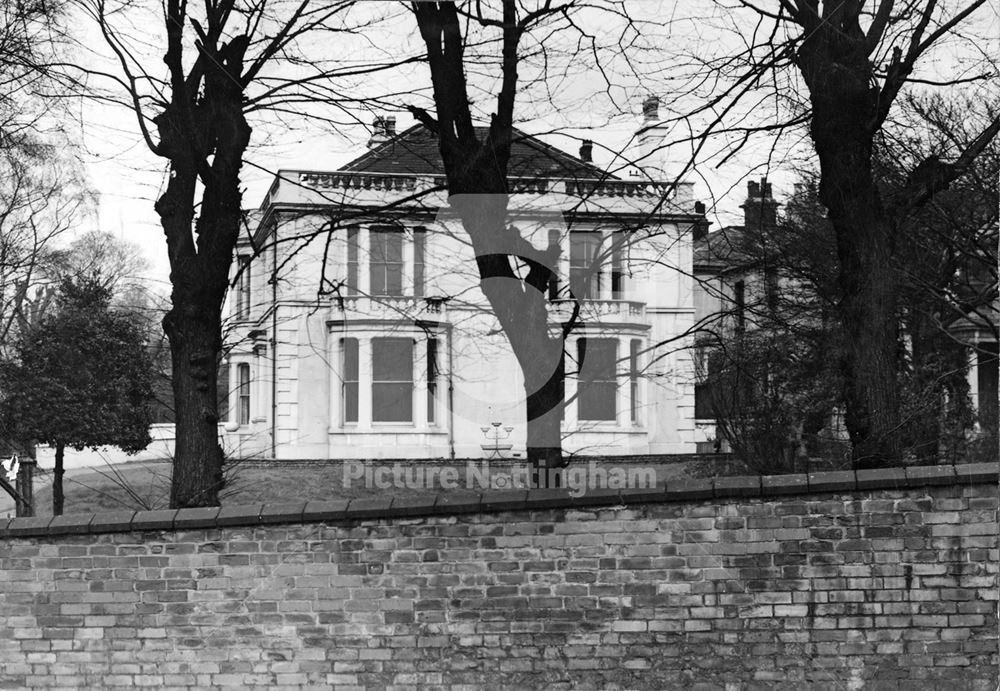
[342,124,617,180]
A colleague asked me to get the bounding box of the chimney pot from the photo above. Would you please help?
[385,116,396,137]
[642,96,660,122]
[579,139,593,163]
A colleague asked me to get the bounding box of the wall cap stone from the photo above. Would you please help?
[2,461,995,539]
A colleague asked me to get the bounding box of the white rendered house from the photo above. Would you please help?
[220,116,703,460]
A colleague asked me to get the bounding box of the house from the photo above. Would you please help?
[693,179,999,460]
[219,107,705,460]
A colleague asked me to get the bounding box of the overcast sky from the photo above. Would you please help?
[68,0,996,290]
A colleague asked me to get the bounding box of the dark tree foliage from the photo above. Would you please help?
[0,278,153,515]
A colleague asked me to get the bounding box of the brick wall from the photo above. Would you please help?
[0,463,996,690]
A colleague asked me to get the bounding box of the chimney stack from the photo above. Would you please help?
[367,115,396,149]
[642,96,660,122]
[741,177,778,231]
[693,201,710,242]
[579,140,593,163]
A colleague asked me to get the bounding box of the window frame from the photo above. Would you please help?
[237,363,251,426]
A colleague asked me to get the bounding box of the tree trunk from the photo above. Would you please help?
[798,40,902,468]
[53,441,64,516]
[153,64,250,507]
[525,350,566,486]
[164,306,225,508]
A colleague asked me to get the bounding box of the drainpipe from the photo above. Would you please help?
[270,238,278,459]
[447,324,455,460]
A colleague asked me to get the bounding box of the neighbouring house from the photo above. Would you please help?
[219,105,705,460]
[948,301,999,447]
[693,179,999,462]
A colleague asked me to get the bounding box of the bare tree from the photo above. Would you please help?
[408,1,611,476]
[77,0,402,506]
[657,0,999,467]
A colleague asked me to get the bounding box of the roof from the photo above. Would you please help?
[694,225,751,271]
[342,124,617,180]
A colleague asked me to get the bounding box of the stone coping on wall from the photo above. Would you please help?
[2,461,996,539]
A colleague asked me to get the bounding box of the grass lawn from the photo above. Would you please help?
[23,457,698,516]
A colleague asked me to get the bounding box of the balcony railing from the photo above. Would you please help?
[332,295,446,318]
[547,299,646,324]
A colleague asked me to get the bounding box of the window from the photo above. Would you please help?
[342,338,359,424]
[694,382,715,420]
[765,270,779,311]
[570,233,602,299]
[611,231,626,299]
[236,255,251,318]
[413,227,426,298]
[577,338,617,421]
[547,229,561,301]
[370,228,404,296]
[372,338,413,422]
[346,226,359,296]
[237,363,251,425]
[427,338,438,424]
[734,280,746,331]
[629,340,640,423]
[218,362,230,424]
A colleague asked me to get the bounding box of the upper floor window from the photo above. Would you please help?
[236,255,251,318]
[734,280,746,331]
[346,226,360,296]
[570,233,602,299]
[611,231,626,300]
[414,227,426,298]
[370,228,404,297]
[577,338,617,421]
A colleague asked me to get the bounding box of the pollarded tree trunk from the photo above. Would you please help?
[154,59,251,507]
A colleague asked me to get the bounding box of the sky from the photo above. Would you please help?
[68,0,997,290]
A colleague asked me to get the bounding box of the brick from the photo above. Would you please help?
[173,507,221,529]
[130,509,178,531]
[855,467,906,490]
[47,513,94,535]
[714,475,761,498]
[301,500,351,522]
[257,502,306,524]
[904,465,956,487]
[215,504,263,527]
[762,474,808,496]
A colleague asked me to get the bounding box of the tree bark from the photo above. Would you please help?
[153,31,251,507]
[164,306,226,508]
[53,441,64,516]
[797,30,903,468]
